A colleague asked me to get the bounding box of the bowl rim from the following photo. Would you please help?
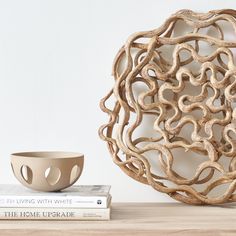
[11,151,84,159]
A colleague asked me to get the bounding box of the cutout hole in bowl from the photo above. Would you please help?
[45,167,61,186]
[20,165,33,184]
[11,163,15,175]
[70,165,80,184]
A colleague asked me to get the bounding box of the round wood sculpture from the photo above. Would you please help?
[99,9,236,204]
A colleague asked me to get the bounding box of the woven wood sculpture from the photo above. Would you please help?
[99,9,236,205]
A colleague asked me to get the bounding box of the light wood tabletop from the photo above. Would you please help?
[0,202,235,236]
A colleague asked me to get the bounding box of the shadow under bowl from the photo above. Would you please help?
[11,151,84,192]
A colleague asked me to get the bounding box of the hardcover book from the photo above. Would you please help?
[0,185,111,208]
[0,207,111,220]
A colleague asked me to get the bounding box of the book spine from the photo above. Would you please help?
[0,207,110,220]
[0,196,109,208]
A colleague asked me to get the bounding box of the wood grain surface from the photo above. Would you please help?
[0,203,235,236]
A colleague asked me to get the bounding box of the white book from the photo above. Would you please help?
[0,207,110,220]
[0,185,111,208]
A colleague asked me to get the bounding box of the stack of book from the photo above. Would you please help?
[0,185,111,220]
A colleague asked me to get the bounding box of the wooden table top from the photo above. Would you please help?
[0,202,235,236]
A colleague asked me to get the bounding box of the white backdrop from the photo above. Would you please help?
[0,0,236,202]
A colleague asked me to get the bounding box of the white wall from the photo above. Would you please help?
[0,0,236,202]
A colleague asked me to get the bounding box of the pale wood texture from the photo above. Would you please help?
[99,9,236,205]
[0,203,235,236]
